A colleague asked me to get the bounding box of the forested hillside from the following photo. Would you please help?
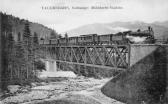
[0,12,58,42]
[0,12,51,90]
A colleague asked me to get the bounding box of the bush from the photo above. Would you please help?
[34,60,45,71]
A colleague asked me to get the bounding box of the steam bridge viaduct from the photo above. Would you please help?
[41,42,168,104]
[41,43,164,72]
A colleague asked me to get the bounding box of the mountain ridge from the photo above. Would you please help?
[0,12,57,41]
[65,21,168,39]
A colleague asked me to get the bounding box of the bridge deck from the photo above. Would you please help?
[41,43,168,71]
[41,44,130,71]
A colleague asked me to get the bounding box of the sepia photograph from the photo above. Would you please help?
[0,0,168,104]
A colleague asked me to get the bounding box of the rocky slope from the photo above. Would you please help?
[0,76,124,104]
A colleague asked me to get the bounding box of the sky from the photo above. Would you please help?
[0,0,168,33]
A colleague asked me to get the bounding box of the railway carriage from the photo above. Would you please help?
[98,33,127,44]
[98,34,111,44]
[46,27,155,45]
[79,34,97,44]
[112,32,127,44]
[49,39,58,45]
[68,37,78,45]
[78,36,85,44]
[44,39,50,44]
[59,38,67,45]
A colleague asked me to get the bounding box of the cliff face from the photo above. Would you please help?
[0,12,55,42]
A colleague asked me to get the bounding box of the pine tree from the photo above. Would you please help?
[50,30,57,39]
[1,13,13,89]
[64,33,68,38]
[15,41,27,79]
[32,32,39,76]
[7,33,14,79]
[17,32,21,42]
[23,21,34,79]
[33,32,39,57]
[33,32,39,45]
[23,22,31,43]
[15,31,24,79]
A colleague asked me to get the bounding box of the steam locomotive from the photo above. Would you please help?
[41,27,155,45]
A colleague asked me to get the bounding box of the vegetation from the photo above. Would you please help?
[0,16,44,89]
[34,60,45,71]
[50,30,58,39]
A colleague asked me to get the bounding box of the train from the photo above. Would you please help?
[40,27,155,45]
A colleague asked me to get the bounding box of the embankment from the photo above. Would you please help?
[101,45,168,104]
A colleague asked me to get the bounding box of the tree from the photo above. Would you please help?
[58,34,62,39]
[64,33,68,38]
[6,33,14,79]
[33,32,39,59]
[33,32,39,45]
[23,21,34,78]
[17,32,21,42]
[50,30,57,39]
[23,22,31,43]
[34,60,45,71]
[15,41,27,79]
[64,33,68,44]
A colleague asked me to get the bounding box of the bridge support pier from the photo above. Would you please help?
[101,45,168,104]
[45,60,57,72]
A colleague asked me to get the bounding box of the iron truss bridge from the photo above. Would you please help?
[40,44,130,71]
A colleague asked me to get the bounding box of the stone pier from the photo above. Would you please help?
[45,60,57,72]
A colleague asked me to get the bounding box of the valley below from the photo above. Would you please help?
[0,74,124,104]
